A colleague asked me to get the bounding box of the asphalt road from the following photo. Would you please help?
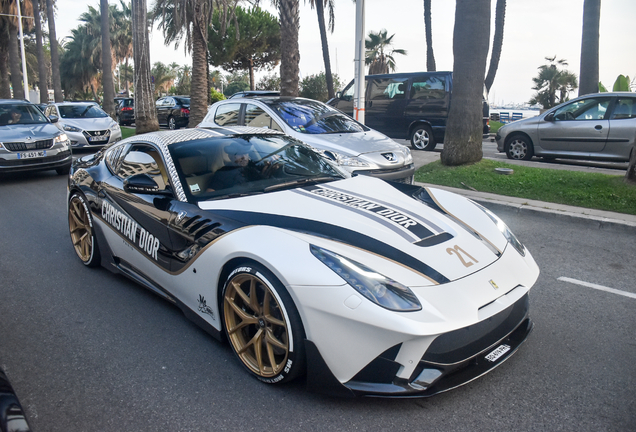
[0,161,634,431]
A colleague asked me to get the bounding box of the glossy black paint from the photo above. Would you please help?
[0,368,32,432]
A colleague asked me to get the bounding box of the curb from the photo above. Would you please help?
[415,182,636,233]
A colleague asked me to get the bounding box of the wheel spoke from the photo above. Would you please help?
[265,328,287,351]
[227,300,257,326]
[232,281,251,306]
[249,278,260,314]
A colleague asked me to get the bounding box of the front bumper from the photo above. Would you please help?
[65,128,122,147]
[0,143,72,173]
[307,293,532,397]
[352,163,415,184]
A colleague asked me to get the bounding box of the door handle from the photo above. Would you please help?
[594,125,603,130]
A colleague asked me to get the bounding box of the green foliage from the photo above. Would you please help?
[300,72,343,102]
[223,71,249,97]
[529,56,578,109]
[489,120,503,133]
[256,73,281,91]
[210,88,226,103]
[599,75,633,93]
[365,29,407,75]
[415,159,636,215]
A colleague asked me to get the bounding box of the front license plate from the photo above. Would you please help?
[89,136,108,142]
[485,344,511,362]
[18,150,46,159]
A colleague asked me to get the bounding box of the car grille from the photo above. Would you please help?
[421,293,529,365]
[2,139,54,151]
[82,130,111,138]
[0,150,71,167]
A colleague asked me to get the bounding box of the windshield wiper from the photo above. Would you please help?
[263,176,338,192]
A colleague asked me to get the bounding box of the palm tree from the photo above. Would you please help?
[153,0,234,127]
[423,0,435,71]
[112,0,133,97]
[101,0,116,117]
[151,61,176,96]
[132,0,159,132]
[33,0,48,103]
[529,57,578,109]
[440,0,490,166]
[60,27,101,100]
[306,0,335,98]
[365,29,407,75]
[579,0,600,96]
[1,0,34,98]
[278,0,300,96]
[0,27,9,98]
[484,0,505,94]
[45,0,62,101]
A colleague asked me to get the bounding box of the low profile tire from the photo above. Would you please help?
[68,193,100,267]
[222,262,306,384]
[505,134,534,160]
[410,125,436,151]
[168,116,177,130]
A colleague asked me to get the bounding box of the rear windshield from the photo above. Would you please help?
[120,99,134,107]
[0,104,49,126]
[266,99,367,134]
[174,97,190,106]
[59,105,108,119]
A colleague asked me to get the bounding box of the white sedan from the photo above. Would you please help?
[45,102,122,148]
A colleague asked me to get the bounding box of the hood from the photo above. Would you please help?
[199,176,511,285]
[59,116,117,131]
[0,123,63,142]
[295,128,403,157]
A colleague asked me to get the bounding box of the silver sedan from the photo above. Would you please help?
[496,92,635,162]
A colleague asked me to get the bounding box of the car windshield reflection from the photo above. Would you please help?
[59,105,108,119]
[169,135,345,202]
[266,99,367,134]
[0,104,49,126]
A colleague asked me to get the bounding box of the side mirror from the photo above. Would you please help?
[48,115,59,123]
[335,91,342,99]
[124,174,168,195]
[544,112,555,122]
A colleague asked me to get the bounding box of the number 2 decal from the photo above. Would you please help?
[447,245,478,268]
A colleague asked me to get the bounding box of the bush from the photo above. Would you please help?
[210,88,226,103]
[256,73,280,91]
[299,72,342,102]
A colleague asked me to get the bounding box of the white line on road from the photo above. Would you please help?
[558,277,636,300]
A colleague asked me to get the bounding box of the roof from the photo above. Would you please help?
[0,99,32,105]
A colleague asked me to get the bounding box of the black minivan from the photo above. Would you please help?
[328,72,489,151]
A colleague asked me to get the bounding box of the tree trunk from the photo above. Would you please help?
[441,0,490,166]
[8,25,24,99]
[423,0,436,72]
[279,0,300,97]
[626,148,636,184]
[132,0,159,133]
[189,11,209,128]
[125,58,130,97]
[316,0,334,99]
[0,42,10,99]
[578,0,600,96]
[484,0,505,93]
[33,0,49,103]
[45,0,63,102]
[248,58,255,91]
[101,0,116,119]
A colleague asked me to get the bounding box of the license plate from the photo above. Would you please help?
[89,136,108,142]
[18,150,46,159]
[485,344,511,362]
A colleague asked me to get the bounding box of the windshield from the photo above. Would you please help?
[169,135,345,203]
[0,104,49,126]
[266,99,367,134]
[58,104,108,119]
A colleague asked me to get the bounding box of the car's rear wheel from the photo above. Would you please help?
[168,116,177,130]
[222,262,305,384]
[505,134,534,160]
[68,193,100,267]
[410,125,436,151]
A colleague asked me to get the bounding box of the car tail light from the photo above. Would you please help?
[122,107,133,111]
[181,108,190,116]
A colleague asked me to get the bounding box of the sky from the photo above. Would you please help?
[53,0,636,105]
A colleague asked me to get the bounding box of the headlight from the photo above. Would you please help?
[62,124,81,132]
[403,147,413,165]
[322,150,370,167]
[54,133,69,143]
[310,245,422,312]
[474,202,526,256]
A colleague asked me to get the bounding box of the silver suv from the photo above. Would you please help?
[0,99,72,175]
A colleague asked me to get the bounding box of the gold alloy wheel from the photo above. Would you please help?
[69,196,93,263]
[223,273,289,378]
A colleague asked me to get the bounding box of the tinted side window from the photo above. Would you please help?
[117,144,169,190]
[554,98,611,121]
[215,103,241,126]
[611,98,636,119]
[244,104,282,131]
[411,76,447,100]
[368,78,408,100]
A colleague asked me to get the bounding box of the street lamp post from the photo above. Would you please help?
[353,0,365,124]
[16,0,30,101]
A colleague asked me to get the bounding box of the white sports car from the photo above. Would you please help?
[67,127,539,397]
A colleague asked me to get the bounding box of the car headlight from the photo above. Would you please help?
[321,150,370,167]
[403,147,413,165]
[54,133,69,143]
[310,245,422,312]
[62,124,81,132]
[474,202,526,256]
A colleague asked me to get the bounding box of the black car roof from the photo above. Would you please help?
[0,99,33,105]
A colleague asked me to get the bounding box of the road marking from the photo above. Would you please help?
[558,277,636,300]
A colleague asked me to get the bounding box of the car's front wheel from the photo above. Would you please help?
[68,193,100,267]
[410,125,436,151]
[222,262,306,384]
[505,134,534,160]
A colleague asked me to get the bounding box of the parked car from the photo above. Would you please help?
[328,71,490,150]
[67,127,539,397]
[156,96,190,129]
[228,90,280,99]
[197,96,414,183]
[44,102,121,148]
[116,97,135,126]
[0,99,72,175]
[496,92,636,161]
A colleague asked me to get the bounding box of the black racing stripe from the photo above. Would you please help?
[209,209,450,284]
